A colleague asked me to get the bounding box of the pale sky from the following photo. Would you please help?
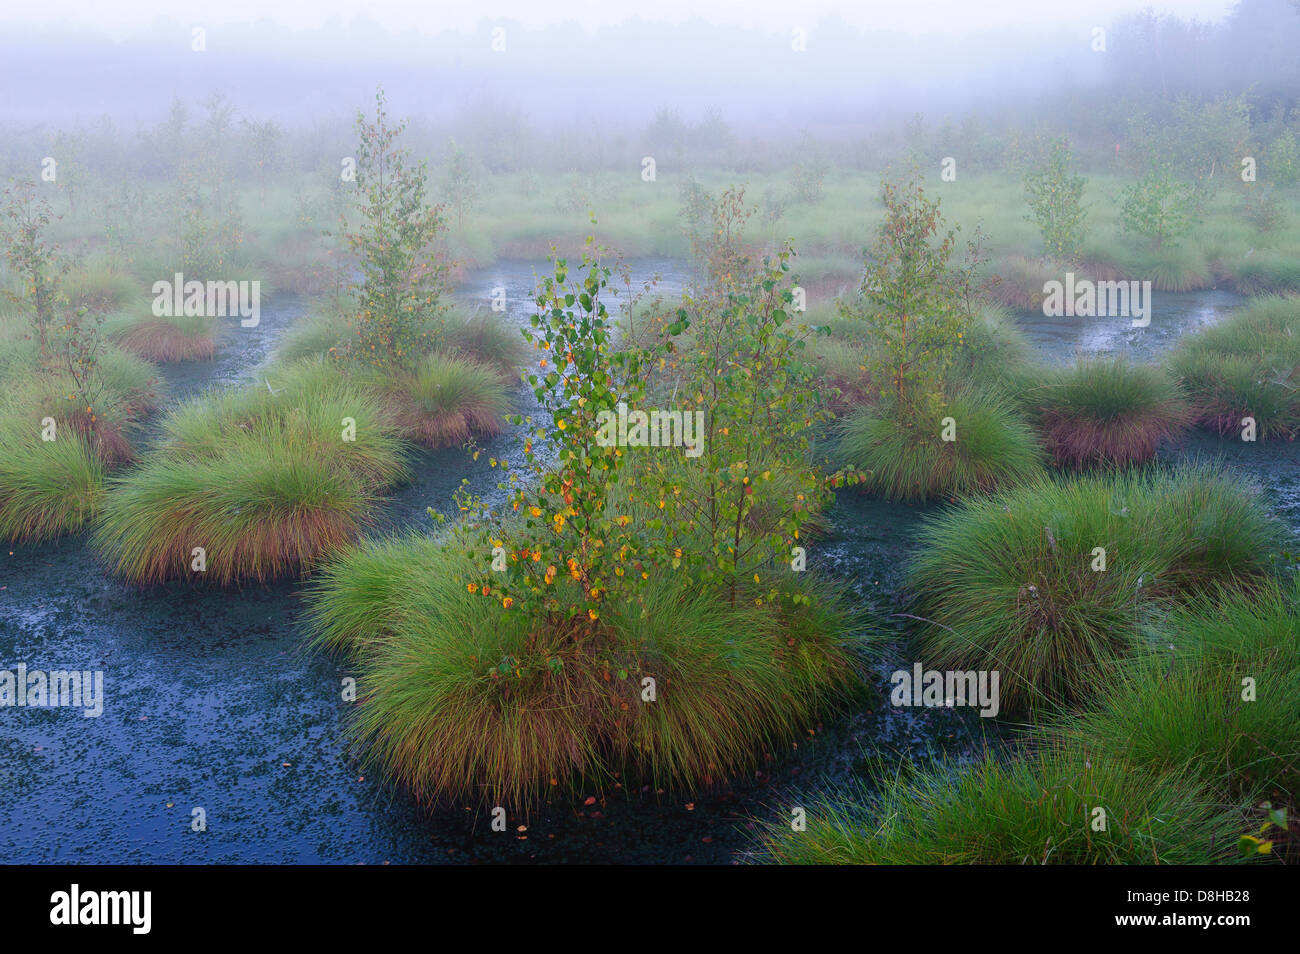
[4,0,1239,39]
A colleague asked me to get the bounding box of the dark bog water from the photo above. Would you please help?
[1015,288,1243,364]
[1,269,1294,863]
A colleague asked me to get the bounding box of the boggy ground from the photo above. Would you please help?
[1,261,1295,863]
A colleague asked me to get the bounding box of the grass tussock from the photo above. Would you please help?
[1025,358,1191,468]
[0,417,103,543]
[97,450,372,584]
[375,352,510,448]
[277,305,522,375]
[0,327,160,539]
[306,532,866,806]
[1229,248,1300,296]
[107,312,217,363]
[0,346,161,468]
[950,305,1038,395]
[1127,244,1214,292]
[0,331,161,418]
[275,308,350,364]
[94,359,407,584]
[758,747,1241,864]
[275,307,517,447]
[1170,295,1300,440]
[1060,580,1300,810]
[5,373,136,467]
[444,308,527,377]
[94,346,164,417]
[984,255,1053,310]
[907,466,1280,713]
[62,263,141,313]
[838,388,1043,501]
